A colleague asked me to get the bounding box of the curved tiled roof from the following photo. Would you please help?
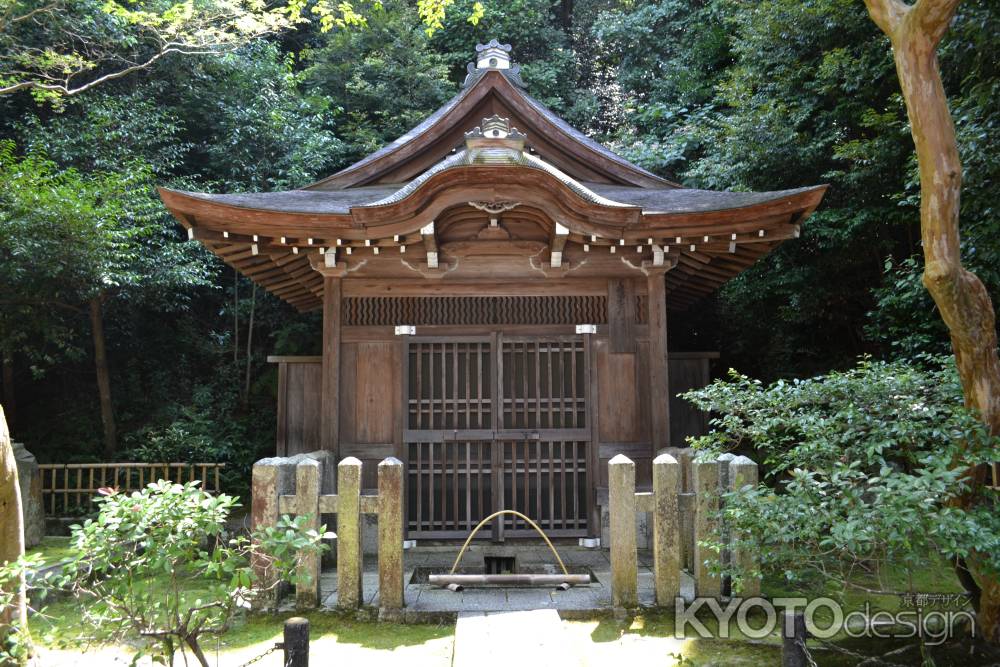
[167,181,820,216]
[158,44,828,313]
[364,147,637,209]
[307,66,674,190]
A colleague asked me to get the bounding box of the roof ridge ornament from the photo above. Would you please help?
[465,115,527,152]
[475,39,512,69]
[465,115,526,141]
[463,39,526,88]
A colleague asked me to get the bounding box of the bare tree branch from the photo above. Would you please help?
[0,45,225,96]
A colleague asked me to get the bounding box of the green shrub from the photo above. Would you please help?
[58,481,324,666]
[683,356,1000,595]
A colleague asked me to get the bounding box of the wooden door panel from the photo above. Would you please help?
[405,335,591,539]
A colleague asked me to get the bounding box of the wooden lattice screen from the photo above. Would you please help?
[404,335,591,538]
[344,295,646,326]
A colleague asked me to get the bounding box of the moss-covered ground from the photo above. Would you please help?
[23,539,997,666]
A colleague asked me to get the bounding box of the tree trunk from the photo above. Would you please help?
[89,296,117,458]
[863,0,1000,644]
[243,283,256,407]
[560,0,573,31]
[185,634,210,667]
[233,269,239,366]
[0,404,27,651]
[1,350,13,432]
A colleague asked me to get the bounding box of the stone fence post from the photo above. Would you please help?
[251,457,295,609]
[337,456,363,609]
[729,455,760,596]
[651,453,681,605]
[294,458,321,609]
[609,454,637,609]
[377,457,404,613]
[692,456,721,598]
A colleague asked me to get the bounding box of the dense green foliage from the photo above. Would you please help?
[62,482,322,665]
[0,0,997,474]
[684,357,1000,596]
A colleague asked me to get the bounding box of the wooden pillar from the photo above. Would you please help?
[283,617,310,667]
[295,458,321,609]
[607,278,636,354]
[377,457,404,612]
[652,453,681,605]
[646,270,670,450]
[336,456,362,609]
[782,611,809,667]
[320,277,341,459]
[609,454,638,609]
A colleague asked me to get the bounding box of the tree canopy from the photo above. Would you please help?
[0,0,996,466]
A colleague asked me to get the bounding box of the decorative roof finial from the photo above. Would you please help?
[475,39,512,70]
[465,115,526,148]
[462,39,525,88]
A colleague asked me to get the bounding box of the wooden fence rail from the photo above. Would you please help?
[39,462,226,516]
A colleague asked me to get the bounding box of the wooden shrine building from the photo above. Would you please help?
[160,41,826,540]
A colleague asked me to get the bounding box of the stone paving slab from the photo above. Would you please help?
[453,610,578,667]
[316,545,694,616]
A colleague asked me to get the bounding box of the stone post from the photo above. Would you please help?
[717,452,735,597]
[295,458,321,609]
[337,456,363,609]
[377,457,404,612]
[13,444,43,548]
[608,454,637,609]
[729,455,761,596]
[250,459,281,609]
[652,453,681,606]
[677,448,695,492]
[693,456,721,598]
[782,610,809,667]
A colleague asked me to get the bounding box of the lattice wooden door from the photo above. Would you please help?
[404,335,592,539]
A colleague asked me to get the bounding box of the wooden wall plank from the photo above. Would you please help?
[669,357,712,447]
[596,339,640,443]
[607,278,636,354]
[356,341,397,443]
[277,362,322,456]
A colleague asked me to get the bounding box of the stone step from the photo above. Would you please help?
[453,609,579,667]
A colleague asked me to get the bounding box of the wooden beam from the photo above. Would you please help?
[650,244,665,267]
[421,222,438,269]
[647,271,670,450]
[321,277,342,458]
[607,278,636,354]
[551,223,569,268]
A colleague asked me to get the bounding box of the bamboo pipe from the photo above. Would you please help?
[429,574,592,588]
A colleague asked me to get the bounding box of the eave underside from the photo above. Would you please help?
[181,193,818,313]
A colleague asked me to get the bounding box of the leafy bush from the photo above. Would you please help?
[0,554,42,665]
[60,481,324,667]
[683,356,1000,595]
